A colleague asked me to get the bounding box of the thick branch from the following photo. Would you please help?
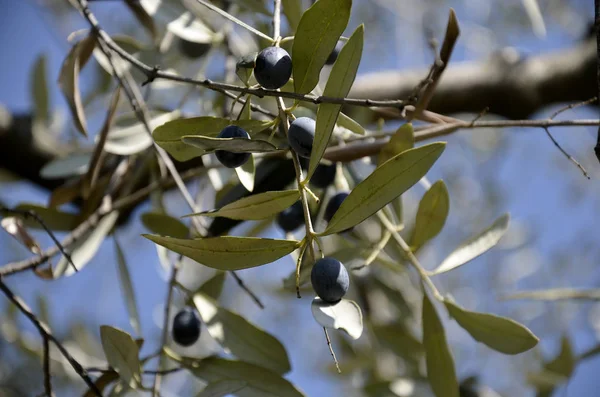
[350,39,596,119]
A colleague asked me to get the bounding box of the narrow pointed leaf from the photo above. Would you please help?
[99,325,142,388]
[444,300,538,355]
[378,123,414,166]
[40,152,93,179]
[321,143,445,236]
[186,190,300,220]
[140,212,188,239]
[54,211,119,277]
[410,180,449,250]
[114,238,142,337]
[282,0,303,31]
[83,371,119,397]
[292,0,351,94]
[31,54,49,123]
[235,153,255,192]
[336,112,365,135]
[422,293,459,397]
[166,352,305,397]
[193,293,291,374]
[502,288,600,301]
[197,380,248,397]
[143,235,300,270]
[153,117,272,161]
[14,203,78,231]
[432,213,510,275]
[545,336,575,377]
[124,0,157,42]
[181,135,277,154]
[307,25,363,180]
[311,297,363,340]
[58,34,96,136]
[372,323,423,361]
[197,272,226,300]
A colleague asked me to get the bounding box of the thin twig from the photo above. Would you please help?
[323,328,341,373]
[543,128,590,179]
[0,279,102,396]
[86,366,183,375]
[595,0,600,163]
[42,336,52,397]
[230,271,265,308]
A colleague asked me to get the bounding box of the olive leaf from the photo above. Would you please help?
[58,33,96,136]
[422,293,459,397]
[181,135,277,154]
[143,235,300,270]
[124,0,157,42]
[185,190,300,220]
[431,213,510,275]
[235,153,256,192]
[336,112,365,135]
[114,238,142,337]
[282,0,303,31]
[99,325,142,389]
[197,380,248,397]
[502,288,600,301]
[197,272,227,300]
[153,117,272,161]
[410,180,449,250]
[307,24,364,181]
[166,351,305,397]
[140,212,188,239]
[193,293,291,374]
[30,54,50,123]
[40,152,93,179]
[311,297,363,340]
[372,323,423,362]
[444,300,538,355]
[378,123,414,166]
[13,203,78,231]
[292,0,351,94]
[321,143,445,236]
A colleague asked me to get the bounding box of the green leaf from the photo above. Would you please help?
[124,0,157,42]
[292,0,351,94]
[193,293,291,374]
[185,190,300,220]
[114,238,142,337]
[167,352,305,397]
[422,293,459,397]
[58,34,96,136]
[40,152,92,179]
[197,272,226,300]
[99,325,142,388]
[83,371,119,397]
[54,211,119,278]
[14,203,78,231]
[143,235,300,270]
[310,297,363,340]
[501,288,600,301]
[31,54,49,123]
[545,336,575,377]
[307,24,363,181]
[372,323,423,361]
[282,0,303,31]
[336,112,365,135]
[235,153,256,192]
[104,111,179,156]
[378,123,414,166]
[444,300,538,355]
[153,117,272,161]
[140,212,188,238]
[197,380,248,397]
[321,143,445,236]
[431,213,509,275]
[410,180,449,250]
[181,135,277,155]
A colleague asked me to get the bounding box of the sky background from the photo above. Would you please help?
[1,0,600,396]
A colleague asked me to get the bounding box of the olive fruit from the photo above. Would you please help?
[215,125,251,168]
[276,201,304,232]
[311,163,336,188]
[287,117,315,158]
[311,257,349,303]
[178,39,211,59]
[254,46,292,89]
[324,192,349,223]
[172,307,201,346]
[325,41,344,65]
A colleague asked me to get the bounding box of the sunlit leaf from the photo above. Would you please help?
[502,288,600,301]
[444,300,538,355]
[235,153,255,192]
[185,190,300,220]
[193,293,291,374]
[104,111,179,156]
[321,143,445,235]
[307,25,363,181]
[431,213,509,275]
[545,336,575,378]
[166,11,214,43]
[197,271,226,300]
[311,297,363,340]
[143,235,300,270]
[153,117,272,161]
[14,203,78,231]
[1,217,40,254]
[166,351,305,397]
[422,293,459,397]
[40,152,93,179]
[410,180,449,250]
[292,0,351,94]
[99,325,142,388]
[336,112,365,135]
[282,0,303,31]
[140,212,188,239]
[54,211,119,277]
[58,33,95,136]
[378,123,414,166]
[181,135,277,154]
[114,238,142,337]
[30,54,49,123]
[197,380,248,397]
